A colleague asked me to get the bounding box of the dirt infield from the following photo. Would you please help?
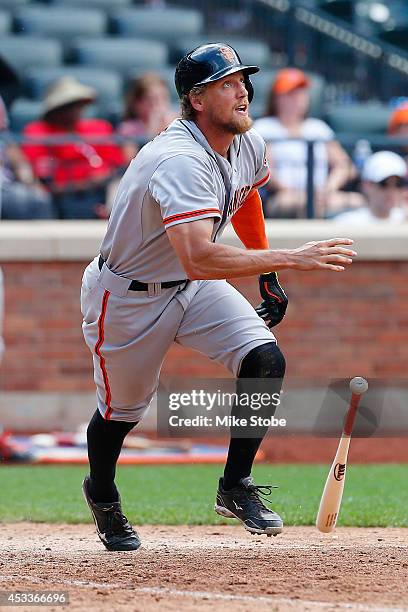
[1,523,407,611]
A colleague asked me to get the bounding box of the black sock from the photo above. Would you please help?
[222,437,263,490]
[86,409,137,503]
[223,343,285,490]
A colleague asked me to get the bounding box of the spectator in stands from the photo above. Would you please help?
[0,96,54,220]
[117,73,178,163]
[388,107,408,219]
[333,151,407,223]
[388,103,408,149]
[23,77,126,219]
[253,68,361,218]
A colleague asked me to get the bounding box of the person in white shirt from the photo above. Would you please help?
[254,68,361,218]
[334,151,407,224]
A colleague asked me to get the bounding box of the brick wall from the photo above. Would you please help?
[0,261,407,391]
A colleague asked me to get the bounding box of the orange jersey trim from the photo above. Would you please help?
[163,208,221,225]
[252,171,270,189]
[94,290,113,420]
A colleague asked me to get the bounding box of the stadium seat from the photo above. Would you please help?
[51,0,131,7]
[24,67,123,106]
[110,7,203,42]
[325,103,392,135]
[71,38,168,73]
[0,37,62,75]
[250,70,277,119]
[9,99,42,133]
[171,37,272,67]
[10,98,100,133]
[0,10,11,34]
[0,0,28,8]
[102,97,123,126]
[14,7,107,42]
[306,74,326,118]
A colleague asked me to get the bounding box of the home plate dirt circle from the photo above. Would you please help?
[1,523,408,611]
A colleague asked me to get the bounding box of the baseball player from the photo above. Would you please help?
[81,43,356,551]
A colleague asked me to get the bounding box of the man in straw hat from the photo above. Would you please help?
[23,76,125,219]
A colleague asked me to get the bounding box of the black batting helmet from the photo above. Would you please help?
[175,42,259,103]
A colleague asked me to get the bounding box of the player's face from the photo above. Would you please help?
[201,71,253,134]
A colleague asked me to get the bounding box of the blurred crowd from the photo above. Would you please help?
[1,64,408,223]
[253,68,408,223]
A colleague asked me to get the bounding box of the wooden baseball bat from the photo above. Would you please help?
[316,377,368,533]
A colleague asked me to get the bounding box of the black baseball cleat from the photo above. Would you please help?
[214,476,283,536]
[82,476,141,551]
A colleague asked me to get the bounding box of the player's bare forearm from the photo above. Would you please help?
[183,243,296,280]
[183,242,355,279]
[166,219,356,280]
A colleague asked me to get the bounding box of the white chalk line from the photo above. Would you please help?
[0,574,407,611]
[3,540,408,555]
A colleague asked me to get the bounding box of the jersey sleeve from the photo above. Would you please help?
[250,129,270,190]
[149,154,222,229]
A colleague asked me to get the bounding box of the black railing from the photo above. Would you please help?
[1,133,408,220]
[265,134,408,218]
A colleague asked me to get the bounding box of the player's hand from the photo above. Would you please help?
[256,272,288,328]
[291,238,356,272]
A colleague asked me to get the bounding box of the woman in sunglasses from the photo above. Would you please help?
[333,151,407,223]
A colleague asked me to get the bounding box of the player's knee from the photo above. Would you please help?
[239,342,286,379]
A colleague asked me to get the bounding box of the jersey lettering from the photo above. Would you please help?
[227,185,251,218]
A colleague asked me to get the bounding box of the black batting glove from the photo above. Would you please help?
[256,272,288,328]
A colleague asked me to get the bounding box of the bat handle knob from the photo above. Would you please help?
[349,377,368,395]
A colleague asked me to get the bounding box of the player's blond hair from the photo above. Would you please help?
[180,85,205,120]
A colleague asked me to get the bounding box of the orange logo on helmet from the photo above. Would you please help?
[220,46,235,63]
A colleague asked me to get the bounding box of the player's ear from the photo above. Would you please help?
[189,90,205,113]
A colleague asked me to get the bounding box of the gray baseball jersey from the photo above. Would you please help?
[100,119,270,281]
[81,119,274,422]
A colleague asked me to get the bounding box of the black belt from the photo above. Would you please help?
[98,256,187,291]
